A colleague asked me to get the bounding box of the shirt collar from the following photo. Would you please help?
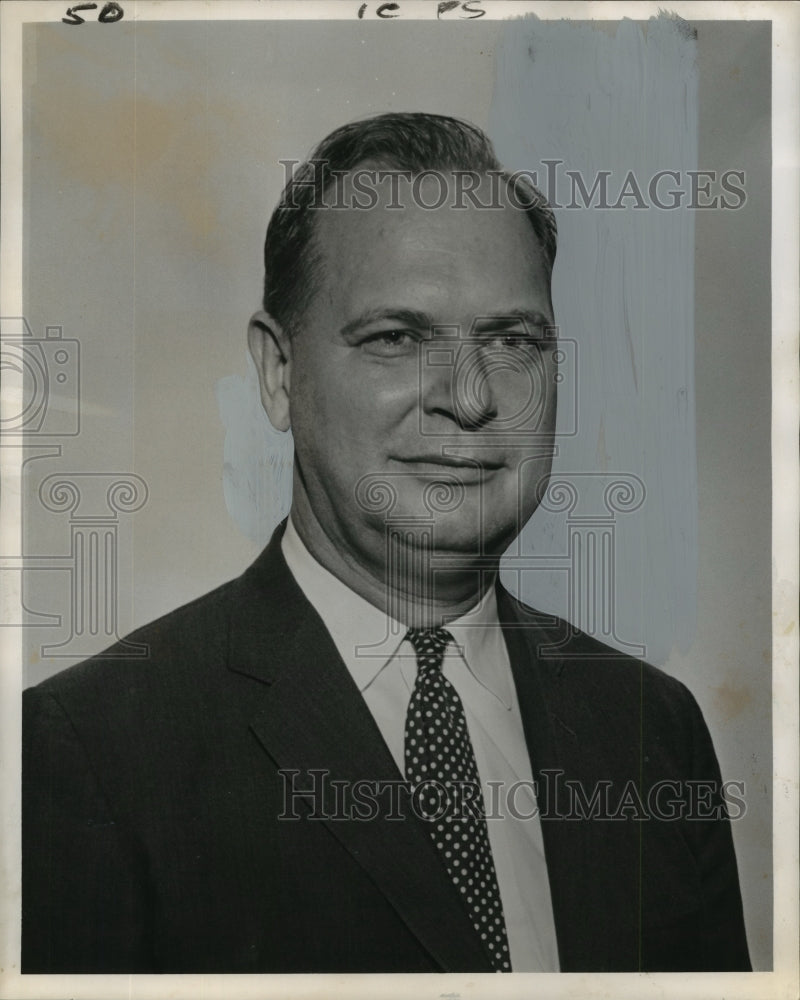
[281,517,406,692]
[445,588,511,709]
[280,516,509,706]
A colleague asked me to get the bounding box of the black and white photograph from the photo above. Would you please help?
[1,1,797,997]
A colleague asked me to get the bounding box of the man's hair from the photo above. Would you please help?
[262,111,557,334]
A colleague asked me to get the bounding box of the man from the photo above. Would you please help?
[22,112,751,973]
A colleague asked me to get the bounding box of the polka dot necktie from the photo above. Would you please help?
[404,627,511,972]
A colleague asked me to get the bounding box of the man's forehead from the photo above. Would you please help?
[314,167,542,256]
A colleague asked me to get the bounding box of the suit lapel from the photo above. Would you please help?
[225,528,492,973]
[497,587,597,970]
[499,587,646,971]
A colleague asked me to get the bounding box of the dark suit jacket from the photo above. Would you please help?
[22,525,751,973]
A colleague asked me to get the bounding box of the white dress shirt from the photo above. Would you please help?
[281,517,560,971]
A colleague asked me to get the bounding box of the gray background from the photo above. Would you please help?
[20,17,771,968]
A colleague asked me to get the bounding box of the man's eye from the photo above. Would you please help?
[490,332,543,351]
[362,330,418,355]
[379,330,410,345]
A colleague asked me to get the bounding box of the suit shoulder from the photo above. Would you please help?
[499,586,696,711]
[29,573,244,705]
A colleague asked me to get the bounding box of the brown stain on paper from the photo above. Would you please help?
[711,679,753,723]
[34,78,228,252]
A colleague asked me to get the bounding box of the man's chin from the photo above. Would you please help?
[375,507,515,559]
[430,523,516,558]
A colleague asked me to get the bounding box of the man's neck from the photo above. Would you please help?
[287,506,499,629]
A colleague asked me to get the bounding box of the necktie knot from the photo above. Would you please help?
[405,627,452,673]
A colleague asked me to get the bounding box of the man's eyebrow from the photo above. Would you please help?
[471,310,551,333]
[339,308,434,339]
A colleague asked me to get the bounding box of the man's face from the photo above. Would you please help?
[282,173,557,579]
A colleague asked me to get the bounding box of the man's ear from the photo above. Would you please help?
[247,311,292,432]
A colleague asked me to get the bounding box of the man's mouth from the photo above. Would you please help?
[394,455,504,471]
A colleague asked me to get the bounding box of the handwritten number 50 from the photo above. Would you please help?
[63,2,124,25]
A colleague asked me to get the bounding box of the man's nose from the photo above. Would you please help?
[424,342,499,431]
